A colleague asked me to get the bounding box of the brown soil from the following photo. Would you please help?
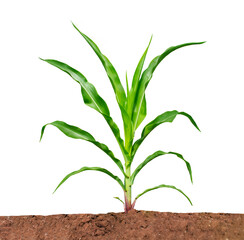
[0,210,244,240]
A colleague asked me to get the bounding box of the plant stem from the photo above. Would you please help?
[124,165,133,213]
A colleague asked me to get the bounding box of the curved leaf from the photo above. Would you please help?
[132,41,206,131]
[132,110,200,158]
[72,24,133,156]
[53,166,125,193]
[114,196,124,205]
[131,150,192,184]
[72,23,126,109]
[40,120,127,177]
[135,184,192,205]
[40,58,128,162]
[40,58,110,116]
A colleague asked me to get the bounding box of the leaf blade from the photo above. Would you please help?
[131,150,192,185]
[53,166,125,193]
[135,184,192,205]
[72,23,126,109]
[40,121,126,177]
[113,197,124,205]
[127,36,152,119]
[132,41,205,131]
[131,110,200,158]
[40,58,129,163]
[40,58,110,116]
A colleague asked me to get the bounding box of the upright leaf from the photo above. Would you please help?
[135,184,192,205]
[53,166,125,193]
[40,120,127,177]
[127,36,152,119]
[131,150,192,184]
[132,41,206,131]
[132,110,200,158]
[72,23,126,109]
[72,24,133,153]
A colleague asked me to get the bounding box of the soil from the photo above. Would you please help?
[0,210,244,240]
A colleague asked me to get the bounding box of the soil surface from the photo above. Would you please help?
[0,210,244,239]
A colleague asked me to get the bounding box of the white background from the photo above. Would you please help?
[0,0,244,216]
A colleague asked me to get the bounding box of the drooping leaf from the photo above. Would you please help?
[127,36,152,119]
[40,58,129,162]
[53,166,125,193]
[135,184,192,205]
[131,110,200,158]
[40,58,110,116]
[114,196,124,205]
[40,120,127,177]
[71,24,133,156]
[132,41,206,131]
[131,150,192,184]
[72,23,126,109]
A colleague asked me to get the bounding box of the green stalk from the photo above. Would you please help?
[124,164,132,212]
[40,25,204,213]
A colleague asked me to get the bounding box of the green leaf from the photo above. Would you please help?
[71,24,133,157]
[127,36,152,120]
[135,184,192,205]
[53,166,125,193]
[135,95,147,130]
[131,150,192,185]
[40,58,110,116]
[113,196,124,205]
[72,23,126,109]
[132,41,206,131]
[131,110,200,158]
[40,58,129,163]
[102,114,130,162]
[40,120,127,177]
[119,106,132,153]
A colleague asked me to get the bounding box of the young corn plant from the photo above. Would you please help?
[40,23,205,213]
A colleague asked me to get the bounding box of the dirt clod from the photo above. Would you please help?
[0,211,243,239]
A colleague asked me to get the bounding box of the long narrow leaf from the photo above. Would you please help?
[68,25,132,156]
[131,150,192,184]
[40,58,129,162]
[127,36,152,119]
[132,41,205,131]
[40,120,127,177]
[40,58,110,115]
[72,23,126,109]
[135,184,192,205]
[53,166,125,193]
[131,110,200,158]
[119,106,132,153]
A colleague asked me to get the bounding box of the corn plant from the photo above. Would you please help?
[40,23,205,213]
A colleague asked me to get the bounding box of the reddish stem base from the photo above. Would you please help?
[124,197,136,213]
